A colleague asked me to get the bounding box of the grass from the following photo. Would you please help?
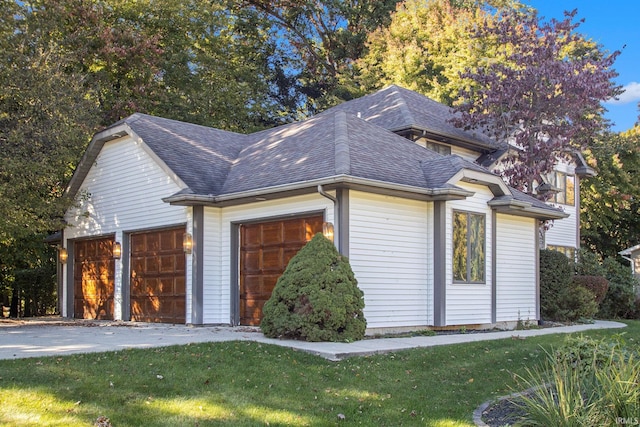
[0,321,637,426]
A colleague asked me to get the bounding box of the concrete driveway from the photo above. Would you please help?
[0,318,627,361]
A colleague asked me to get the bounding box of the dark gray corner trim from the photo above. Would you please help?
[491,211,497,324]
[433,201,447,327]
[230,223,240,326]
[122,234,131,321]
[575,175,581,249]
[65,241,75,319]
[535,220,541,320]
[336,188,350,257]
[191,206,205,325]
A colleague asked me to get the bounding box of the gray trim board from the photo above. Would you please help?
[191,206,205,325]
[230,223,240,326]
[535,220,541,320]
[491,210,497,324]
[65,241,74,318]
[121,233,131,321]
[336,188,349,257]
[575,175,581,250]
[433,201,446,326]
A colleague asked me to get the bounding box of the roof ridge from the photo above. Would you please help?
[334,111,351,175]
[390,86,415,126]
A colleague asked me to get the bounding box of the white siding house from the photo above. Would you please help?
[60,85,570,333]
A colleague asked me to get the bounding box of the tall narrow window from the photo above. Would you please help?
[547,172,575,206]
[453,211,486,283]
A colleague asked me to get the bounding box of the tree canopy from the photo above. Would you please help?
[451,9,621,191]
[581,127,640,259]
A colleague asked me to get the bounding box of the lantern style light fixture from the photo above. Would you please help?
[322,222,334,243]
[183,233,193,254]
[59,247,68,264]
[112,242,122,259]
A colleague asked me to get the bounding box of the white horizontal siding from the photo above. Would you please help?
[202,207,223,324]
[446,183,493,325]
[545,204,577,249]
[63,137,190,319]
[496,214,537,322]
[451,145,481,163]
[349,191,432,329]
[204,194,335,325]
[64,137,188,237]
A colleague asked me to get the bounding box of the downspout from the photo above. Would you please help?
[317,184,339,251]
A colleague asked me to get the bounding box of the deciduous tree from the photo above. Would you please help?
[451,9,621,192]
[581,127,640,258]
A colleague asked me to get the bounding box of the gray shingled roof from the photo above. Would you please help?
[67,85,566,219]
[321,85,499,150]
[221,111,447,194]
[123,113,247,195]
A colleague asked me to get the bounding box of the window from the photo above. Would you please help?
[453,211,486,283]
[425,141,451,155]
[547,172,575,206]
[547,245,576,261]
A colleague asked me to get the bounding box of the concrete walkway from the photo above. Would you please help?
[0,318,626,361]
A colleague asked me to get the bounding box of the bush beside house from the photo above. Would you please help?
[539,249,598,322]
[261,233,366,342]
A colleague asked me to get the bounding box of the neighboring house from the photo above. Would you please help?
[619,244,640,295]
[60,85,569,332]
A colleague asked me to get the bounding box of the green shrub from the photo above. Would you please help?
[599,257,638,319]
[260,233,366,342]
[573,275,609,304]
[540,249,573,321]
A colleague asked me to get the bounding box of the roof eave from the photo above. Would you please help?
[395,127,497,153]
[162,175,474,207]
[488,198,569,220]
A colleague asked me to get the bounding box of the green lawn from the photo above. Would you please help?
[1,321,637,426]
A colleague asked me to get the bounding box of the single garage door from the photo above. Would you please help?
[240,215,324,326]
[130,227,186,323]
[74,237,115,320]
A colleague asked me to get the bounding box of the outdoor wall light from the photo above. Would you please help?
[183,233,193,254]
[112,242,122,259]
[322,222,334,243]
[59,247,68,264]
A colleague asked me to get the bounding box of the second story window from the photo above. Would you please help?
[425,141,451,155]
[548,171,575,206]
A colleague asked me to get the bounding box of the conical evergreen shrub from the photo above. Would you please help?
[260,233,366,342]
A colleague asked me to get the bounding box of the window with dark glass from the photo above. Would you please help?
[548,172,575,206]
[425,141,452,155]
[453,211,486,283]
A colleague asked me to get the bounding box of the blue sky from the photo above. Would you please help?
[524,1,640,132]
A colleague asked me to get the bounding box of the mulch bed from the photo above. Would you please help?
[481,397,528,426]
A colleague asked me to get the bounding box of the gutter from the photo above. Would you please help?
[162,175,475,206]
[317,184,339,249]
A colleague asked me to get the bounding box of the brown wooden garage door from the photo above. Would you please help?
[74,237,115,320]
[130,227,186,323]
[240,215,324,326]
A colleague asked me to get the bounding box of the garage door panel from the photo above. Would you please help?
[73,237,115,320]
[130,226,186,324]
[262,223,282,245]
[239,215,323,326]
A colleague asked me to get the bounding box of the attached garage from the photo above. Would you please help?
[239,215,324,326]
[130,226,186,324]
[73,236,115,320]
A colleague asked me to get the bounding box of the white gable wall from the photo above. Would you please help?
[446,183,494,325]
[63,137,190,319]
[349,191,432,329]
[544,161,578,250]
[495,214,537,322]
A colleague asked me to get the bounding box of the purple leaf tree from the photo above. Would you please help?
[451,9,621,193]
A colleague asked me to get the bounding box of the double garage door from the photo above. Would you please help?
[73,227,186,323]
